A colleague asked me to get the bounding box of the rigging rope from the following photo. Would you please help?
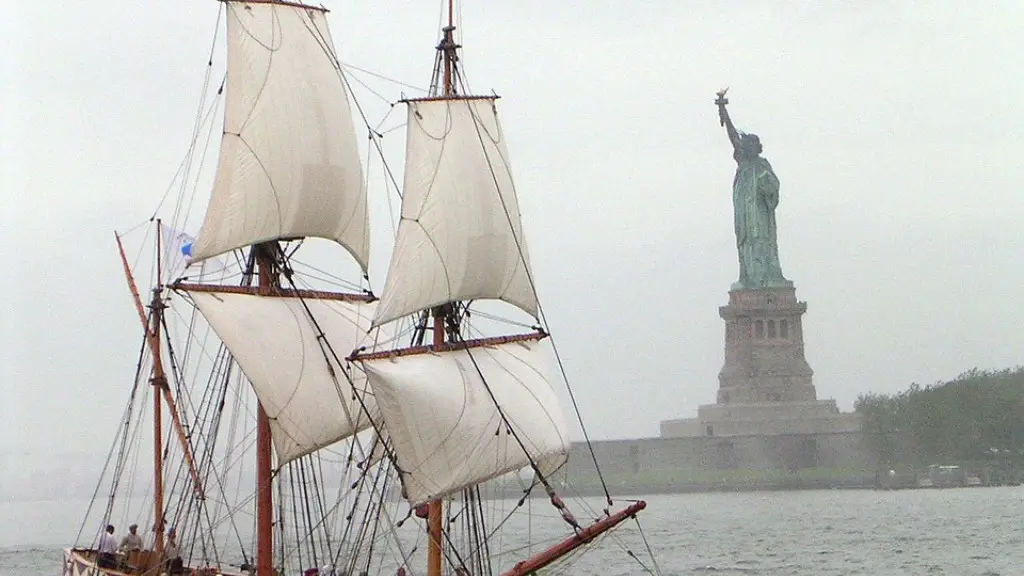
[635,516,664,576]
[452,336,583,534]
[262,254,416,573]
[460,96,615,506]
[340,60,429,94]
[160,288,256,567]
[297,11,406,204]
[152,4,224,226]
[74,333,149,547]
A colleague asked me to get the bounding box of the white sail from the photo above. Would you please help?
[372,97,539,327]
[186,290,384,465]
[359,339,570,505]
[190,2,369,271]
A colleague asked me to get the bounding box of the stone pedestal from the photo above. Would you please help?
[659,284,863,440]
[717,286,815,404]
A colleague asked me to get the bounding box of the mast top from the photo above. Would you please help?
[430,0,461,97]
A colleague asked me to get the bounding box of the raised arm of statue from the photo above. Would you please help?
[715,88,741,151]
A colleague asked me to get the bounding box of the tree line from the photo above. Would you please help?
[855,366,1024,468]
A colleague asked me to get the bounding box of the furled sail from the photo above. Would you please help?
[190,2,369,271]
[372,97,539,327]
[186,290,384,465]
[358,339,570,505]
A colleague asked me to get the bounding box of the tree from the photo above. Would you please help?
[856,366,1024,467]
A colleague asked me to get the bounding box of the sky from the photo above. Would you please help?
[2,0,1023,464]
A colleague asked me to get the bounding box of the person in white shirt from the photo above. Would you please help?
[97,524,118,569]
[119,523,144,552]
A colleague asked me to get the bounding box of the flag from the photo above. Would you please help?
[161,226,229,281]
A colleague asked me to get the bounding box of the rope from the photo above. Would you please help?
[74,333,149,546]
[635,517,664,576]
[340,60,429,94]
[269,252,416,572]
[454,337,583,534]
[297,10,406,202]
[461,97,615,505]
[278,256,390,459]
[151,4,224,225]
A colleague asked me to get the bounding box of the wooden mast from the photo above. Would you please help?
[151,222,167,556]
[255,242,277,576]
[117,232,207,500]
[411,3,652,573]
[426,310,445,576]
[427,4,457,575]
[442,0,455,98]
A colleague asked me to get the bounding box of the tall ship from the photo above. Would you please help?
[63,1,656,575]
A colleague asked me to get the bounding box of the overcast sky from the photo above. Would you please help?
[3,0,1022,461]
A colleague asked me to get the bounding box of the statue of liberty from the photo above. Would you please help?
[715,89,792,291]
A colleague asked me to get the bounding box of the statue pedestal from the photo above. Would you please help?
[717,286,815,404]
[660,285,862,438]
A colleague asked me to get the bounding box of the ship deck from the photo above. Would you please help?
[63,548,245,576]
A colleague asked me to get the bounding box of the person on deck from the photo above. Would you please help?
[165,527,184,574]
[97,524,118,569]
[119,523,143,552]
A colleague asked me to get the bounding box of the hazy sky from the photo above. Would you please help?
[3,0,1023,460]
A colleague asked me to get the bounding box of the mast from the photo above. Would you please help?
[429,0,460,98]
[150,225,166,556]
[427,4,458,575]
[354,1,640,571]
[442,0,456,95]
[426,309,445,576]
[255,242,277,576]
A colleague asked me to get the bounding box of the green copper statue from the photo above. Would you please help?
[716,89,792,291]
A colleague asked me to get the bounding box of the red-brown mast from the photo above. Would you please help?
[151,221,167,556]
[426,4,458,575]
[426,309,446,576]
[255,242,277,576]
[442,0,454,95]
[412,3,650,573]
[117,232,206,501]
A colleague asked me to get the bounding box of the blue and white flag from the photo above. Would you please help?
[161,227,228,281]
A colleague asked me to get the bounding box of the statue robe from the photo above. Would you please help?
[732,156,790,290]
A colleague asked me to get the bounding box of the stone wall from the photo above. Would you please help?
[660,401,863,438]
[560,432,874,494]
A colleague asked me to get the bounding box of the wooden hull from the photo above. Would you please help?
[62,548,241,576]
